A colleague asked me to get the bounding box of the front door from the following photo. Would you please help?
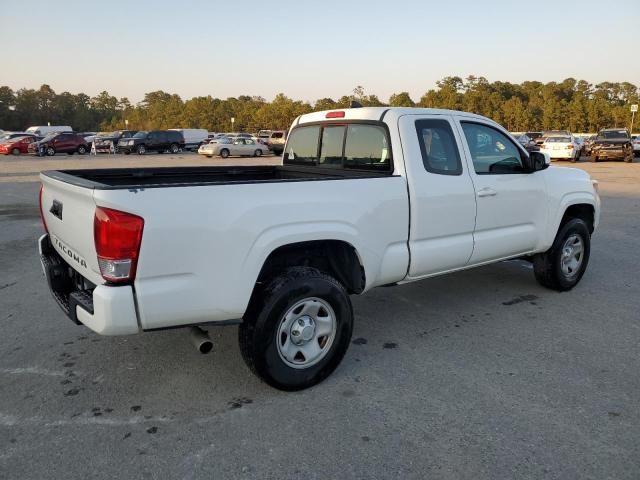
[399,114,477,278]
[454,118,548,263]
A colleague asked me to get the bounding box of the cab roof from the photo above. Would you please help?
[296,106,497,126]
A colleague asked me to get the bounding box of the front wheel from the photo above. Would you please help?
[533,218,591,291]
[136,144,146,155]
[77,145,87,155]
[220,148,230,158]
[11,148,20,156]
[46,147,55,156]
[254,149,262,157]
[170,143,179,154]
[239,267,353,391]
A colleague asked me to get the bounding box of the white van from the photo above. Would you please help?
[25,126,72,136]
[169,129,208,151]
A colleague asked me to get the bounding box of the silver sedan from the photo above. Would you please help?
[198,137,269,158]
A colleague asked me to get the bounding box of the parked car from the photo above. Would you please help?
[591,128,634,162]
[631,135,640,156]
[267,130,287,154]
[38,106,600,390]
[0,135,39,155]
[0,132,40,143]
[256,129,272,145]
[25,125,72,136]
[94,130,137,150]
[513,134,540,153]
[539,135,580,162]
[117,130,185,155]
[582,135,597,156]
[169,128,208,151]
[526,131,544,145]
[197,137,269,158]
[28,132,90,156]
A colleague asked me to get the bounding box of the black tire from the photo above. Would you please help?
[78,145,87,155]
[239,267,353,391]
[254,149,262,157]
[593,155,598,162]
[11,148,20,156]
[170,143,179,154]
[624,149,633,163]
[533,218,591,292]
[67,152,74,155]
[123,151,130,155]
[46,146,55,156]
[136,144,146,155]
[220,148,230,158]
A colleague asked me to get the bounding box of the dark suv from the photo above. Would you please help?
[592,128,634,162]
[28,132,89,156]
[118,130,185,155]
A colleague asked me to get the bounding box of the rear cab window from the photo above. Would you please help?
[284,122,392,173]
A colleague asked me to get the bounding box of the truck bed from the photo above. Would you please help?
[42,165,392,190]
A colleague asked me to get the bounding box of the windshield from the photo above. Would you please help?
[597,130,629,140]
[133,131,148,138]
[545,137,571,143]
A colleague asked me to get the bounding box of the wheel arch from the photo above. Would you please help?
[254,239,366,295]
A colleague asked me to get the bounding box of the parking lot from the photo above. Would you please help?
[1,155,639,479]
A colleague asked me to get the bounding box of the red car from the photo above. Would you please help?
[0,135,38,155]
[28,132,90,156]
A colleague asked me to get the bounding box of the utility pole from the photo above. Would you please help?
[631,105,638,134]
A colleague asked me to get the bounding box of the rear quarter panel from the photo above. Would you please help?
[93,176,409,330]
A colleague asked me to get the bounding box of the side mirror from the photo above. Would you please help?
[530,151,550,171]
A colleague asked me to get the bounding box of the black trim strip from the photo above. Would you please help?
[41,165,399,190]
[143,319,242,331]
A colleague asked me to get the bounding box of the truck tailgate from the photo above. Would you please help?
[40,174,104,286]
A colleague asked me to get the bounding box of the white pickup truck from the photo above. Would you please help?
[38,107,600,390]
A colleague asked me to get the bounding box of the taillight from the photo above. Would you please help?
[39,184,49,233]
[326,111,345,118]
[94,207,144,284]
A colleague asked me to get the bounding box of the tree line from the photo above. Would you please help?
[0,77,638,134]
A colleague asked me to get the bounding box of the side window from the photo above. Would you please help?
[319,125,346,167]
[461,122,526,174]
[344,124,390,170]
[284,126,320,165]
[415,119,462,175]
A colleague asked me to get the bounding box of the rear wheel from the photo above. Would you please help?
[254,149,262,157]
[136,144,146,155]
[11,148,20,156]
[220,148,230,158]
[170,143,179,154]
[239,267,353,391]
[533,218,590,291]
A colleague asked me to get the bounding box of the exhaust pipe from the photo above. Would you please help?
[189,326,213,354]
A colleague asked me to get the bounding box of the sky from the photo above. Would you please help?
[1,0,638,104]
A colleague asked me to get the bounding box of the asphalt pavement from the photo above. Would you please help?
[1,158,639,480]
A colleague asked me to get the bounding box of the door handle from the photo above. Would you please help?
[477,187,497,198]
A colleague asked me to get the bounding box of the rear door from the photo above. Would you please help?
[455,118,547,263]
[399,114,477,278]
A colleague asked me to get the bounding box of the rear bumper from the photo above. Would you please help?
[593,148,625,160]
[38,234,140,335]
[540,148,575,159]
